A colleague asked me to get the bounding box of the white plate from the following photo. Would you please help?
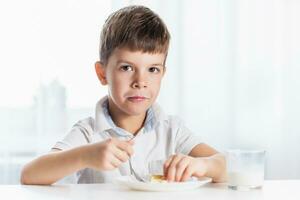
[114,176,212,192]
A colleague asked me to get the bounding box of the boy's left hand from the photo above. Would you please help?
[163,154,207,182]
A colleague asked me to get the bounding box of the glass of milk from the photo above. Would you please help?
[226,149,265,190]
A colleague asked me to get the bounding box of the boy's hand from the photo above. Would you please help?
[163,154,207,182]
[83,138,134,171]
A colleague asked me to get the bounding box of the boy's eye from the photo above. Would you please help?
[120,65,133,71]
[149,67,161,73]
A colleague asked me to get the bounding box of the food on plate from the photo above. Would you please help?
[150,175,167,183]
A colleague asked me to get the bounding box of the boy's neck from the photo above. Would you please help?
[107,100,146,135]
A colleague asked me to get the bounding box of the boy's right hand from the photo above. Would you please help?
[83,138,134,171]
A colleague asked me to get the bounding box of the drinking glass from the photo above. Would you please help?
[226,149,266,190]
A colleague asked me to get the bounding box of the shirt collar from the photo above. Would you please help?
[94,96,168,135]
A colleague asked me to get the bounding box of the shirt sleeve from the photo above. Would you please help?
[174,118,202,155]
[52,117,95,151]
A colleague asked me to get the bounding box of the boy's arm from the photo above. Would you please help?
[20,138,134,185]
[189,143,227,182]
[21,145,89,185]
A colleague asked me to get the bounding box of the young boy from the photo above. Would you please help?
[21,5,226,185]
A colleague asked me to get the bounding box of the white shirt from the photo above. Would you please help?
[52,96,202,183]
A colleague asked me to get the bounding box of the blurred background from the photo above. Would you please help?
[0,0,299,184]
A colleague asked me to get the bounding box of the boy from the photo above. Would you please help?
[21,5,226,185]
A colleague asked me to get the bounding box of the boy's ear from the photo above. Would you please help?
[95,61,108,85]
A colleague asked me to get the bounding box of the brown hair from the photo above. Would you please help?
[99,5,170,65]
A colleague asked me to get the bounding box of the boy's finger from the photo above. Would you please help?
[175,157,190,182]
[164,155,177,170]
[163,156,174,177]
[166,155,182,181]
[110,155,123,168]
[115,140,134,156]
[127,139,135,145]
[181,166,193,182]
[112,146,130,162]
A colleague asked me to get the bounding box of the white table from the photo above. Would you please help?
[1,180,300,200]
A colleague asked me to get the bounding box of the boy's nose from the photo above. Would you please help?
[132,81,147,89]
[132,72,148,89]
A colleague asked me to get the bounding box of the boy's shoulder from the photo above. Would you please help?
[72,117,95,136]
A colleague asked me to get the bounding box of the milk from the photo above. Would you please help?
[226,149,265,189]
[228,171,264,187]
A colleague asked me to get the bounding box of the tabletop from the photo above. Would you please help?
[1,180,299,200]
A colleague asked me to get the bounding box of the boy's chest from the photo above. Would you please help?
[130,132,173,175]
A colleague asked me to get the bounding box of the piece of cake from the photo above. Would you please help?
[150,175,167,183]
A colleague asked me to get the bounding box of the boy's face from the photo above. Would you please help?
[95,48,166,116]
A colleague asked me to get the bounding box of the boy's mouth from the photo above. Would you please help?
[127,96,148,102]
